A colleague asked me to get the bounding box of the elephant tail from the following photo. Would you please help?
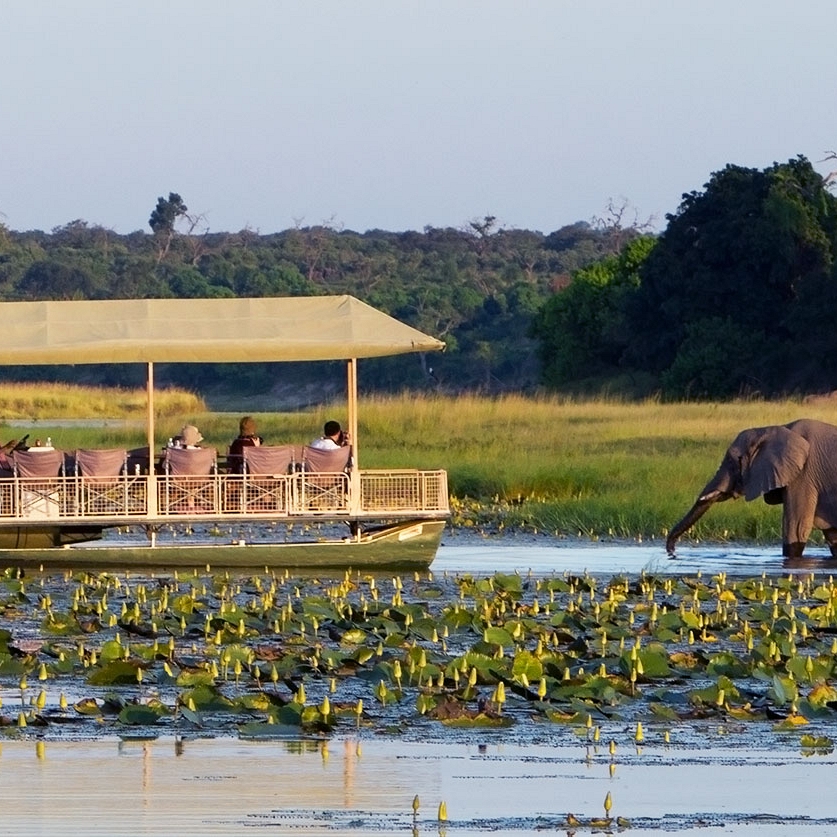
[666,490,724,555]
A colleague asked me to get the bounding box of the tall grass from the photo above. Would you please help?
[354,393,834,545]
[1,386,832,544]
[0,382,204,420]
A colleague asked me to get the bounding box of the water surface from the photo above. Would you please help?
[4,538,837,835]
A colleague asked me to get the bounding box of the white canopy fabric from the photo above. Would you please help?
[0,296,445,364]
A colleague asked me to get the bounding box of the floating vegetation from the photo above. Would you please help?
[4,564,837,752]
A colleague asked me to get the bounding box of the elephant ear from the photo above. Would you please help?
[742,427,809,501]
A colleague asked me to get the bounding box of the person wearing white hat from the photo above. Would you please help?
[174,424,203,448]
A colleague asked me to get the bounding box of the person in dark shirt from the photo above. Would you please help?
[228,416,263,473]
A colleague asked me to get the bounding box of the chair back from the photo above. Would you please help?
[302,445,352,473]
[12,449,65,477]
[75,448,127,477]
[164,447,217,476]
[243,445,295,476]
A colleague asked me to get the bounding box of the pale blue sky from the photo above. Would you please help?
[3,1,835,235]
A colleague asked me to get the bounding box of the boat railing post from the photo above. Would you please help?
[146,473,158,516]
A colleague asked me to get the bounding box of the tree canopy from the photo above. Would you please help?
[532,155,837,398]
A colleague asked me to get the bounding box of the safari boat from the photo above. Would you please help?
[0,296,449,570]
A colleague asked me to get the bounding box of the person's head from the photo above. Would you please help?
[180,424,203,447]
[240,416,257,437]
[323,420,342,440]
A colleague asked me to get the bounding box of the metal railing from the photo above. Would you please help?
[0,469,449,523]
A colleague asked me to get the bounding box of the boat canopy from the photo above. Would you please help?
[0,296,445,365]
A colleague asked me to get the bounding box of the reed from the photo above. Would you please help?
[1,387,832,544]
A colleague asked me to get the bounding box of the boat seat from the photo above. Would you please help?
[11,449,68,519]
[75,448,132,516]
[12,449,66,478]
[299,445,351,512]
[162,447,219,514]
[237,445,297,513]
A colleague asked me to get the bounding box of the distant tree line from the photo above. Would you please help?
[3,155,834,401]
[0,201,629,398]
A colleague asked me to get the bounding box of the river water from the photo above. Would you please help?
[4,539,837,835]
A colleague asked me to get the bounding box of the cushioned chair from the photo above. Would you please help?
[239,445,297,513]
[75,448,129,516]
[12,449,67,519]
[299,445,351,512]
[162,447,218,514]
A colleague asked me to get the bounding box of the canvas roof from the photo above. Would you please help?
[0,296,445,364]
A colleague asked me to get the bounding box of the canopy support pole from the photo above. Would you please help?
[146,361,158,516]
[347,358,361,519]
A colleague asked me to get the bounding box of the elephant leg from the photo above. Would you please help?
[782,492,814,559]
[783,541,806,559]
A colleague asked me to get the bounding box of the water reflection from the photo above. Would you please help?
[4,736,837,836]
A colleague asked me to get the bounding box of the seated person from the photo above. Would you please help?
[0,435,27,477]
[171,424,203,449]
[228,416,263,473]
[310,420,350,451]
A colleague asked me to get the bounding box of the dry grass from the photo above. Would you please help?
[0,382,205,420]
[1,387,832,543]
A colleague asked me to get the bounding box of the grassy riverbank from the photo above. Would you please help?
[2,387,835,545]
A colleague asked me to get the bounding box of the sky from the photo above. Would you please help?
[3,1,836,237]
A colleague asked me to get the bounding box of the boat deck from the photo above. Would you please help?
[0,467,449,528]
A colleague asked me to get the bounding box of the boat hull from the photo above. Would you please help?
[0,519,446,571]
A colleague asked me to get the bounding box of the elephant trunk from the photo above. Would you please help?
[666,492,721,555]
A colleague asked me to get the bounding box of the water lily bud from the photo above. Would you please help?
[635,721,644,743]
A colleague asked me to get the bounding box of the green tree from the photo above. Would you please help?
[531,236,655,386]
[625,157,837,396]
[149,192,188,262]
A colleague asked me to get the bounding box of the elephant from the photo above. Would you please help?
[666,419,837,559]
